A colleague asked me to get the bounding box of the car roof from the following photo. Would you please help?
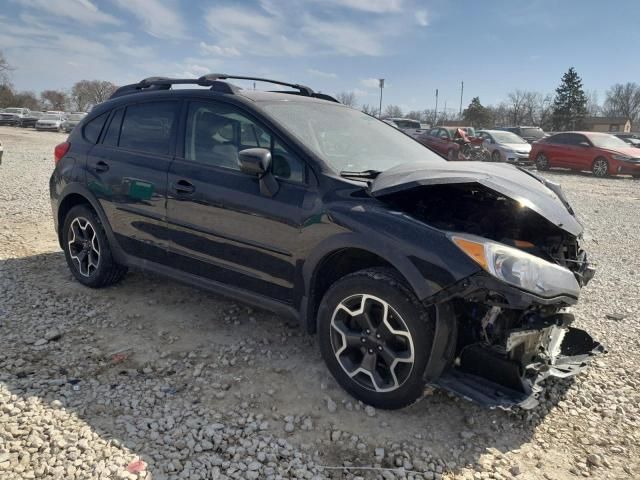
[91,87,342,118]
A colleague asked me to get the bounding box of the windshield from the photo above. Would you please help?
[5,108,22,114]
[589,134,632,149]
[262,102,443,172]
[68,114,85,120]
[42,114,61,120]
[520,127,544,138]
[491,131,527,144]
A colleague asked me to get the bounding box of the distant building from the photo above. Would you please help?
[582,116,631,133]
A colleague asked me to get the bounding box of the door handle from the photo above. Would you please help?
[95,161,109,173]
[173,179,195,195]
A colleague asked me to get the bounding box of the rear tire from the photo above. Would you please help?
[317,268,436,409]
[62,205,127,288]
[447,149,457,161]
[535,153,549,171]
[592,157,609,177]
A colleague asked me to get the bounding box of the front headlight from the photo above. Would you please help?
[612,154,632,162]
[451,234,580,298]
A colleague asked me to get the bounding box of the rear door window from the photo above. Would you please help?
[119,101,179,156]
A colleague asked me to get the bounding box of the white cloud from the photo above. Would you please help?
[204,6,305,56]
[323,0,404,13]
[302,17,383,56]
[361,78,382,88]
[415,10,428,26]
[112,0,186,40]
[306,68,337,79]
[199,42,241,57]
[14,0,120,25]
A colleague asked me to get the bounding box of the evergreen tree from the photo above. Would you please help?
[551,67,587,130]
[463,97,492,127]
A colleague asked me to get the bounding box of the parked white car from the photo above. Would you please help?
[383,118,427,139]
[35,113,67,132]
[477,129,532,164]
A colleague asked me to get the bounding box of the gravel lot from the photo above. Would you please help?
[0,125,639,480]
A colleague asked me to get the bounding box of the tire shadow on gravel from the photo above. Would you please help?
[0,251,580,479]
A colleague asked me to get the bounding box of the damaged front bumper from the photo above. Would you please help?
[425,274,604,410]
[434,317,603,410]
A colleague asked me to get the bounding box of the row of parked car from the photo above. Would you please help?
[386,121,640,178]
[0,108,87,132]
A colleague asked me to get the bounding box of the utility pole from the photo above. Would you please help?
[459,81,464,118]
[434,89,439,126]
[378,79,385,118]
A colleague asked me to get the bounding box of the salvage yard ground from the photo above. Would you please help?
[0,125,639,480]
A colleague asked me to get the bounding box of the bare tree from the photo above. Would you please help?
[41,90,68,111]
[361,104,376,115]
[506,90,528,125]
[335,91,357,108]
[404,110,423,121]
[383,104,403,118]
[71,80,118,111]
[585,89,601,116]
[0,50,12,84]
[603,83,640,126]
[13,91,39,110]
[535,93,554,130]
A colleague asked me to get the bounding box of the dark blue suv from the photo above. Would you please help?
[50,74,602,409]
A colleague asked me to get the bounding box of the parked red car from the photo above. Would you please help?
[418,126,476,161]
[530,132,640,178]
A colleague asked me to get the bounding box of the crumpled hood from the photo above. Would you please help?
[370,161,583,236]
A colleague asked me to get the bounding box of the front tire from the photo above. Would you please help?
[317,268,436,409]
[491,150,502,162]
[592,157,609,177]
[62,205,127,288]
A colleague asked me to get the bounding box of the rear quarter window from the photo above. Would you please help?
[82,112,108,144]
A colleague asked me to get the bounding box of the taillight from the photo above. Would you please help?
[54,142,70,164]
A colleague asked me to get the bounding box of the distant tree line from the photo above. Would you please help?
[336,67,640,132]
[0,50,117,112]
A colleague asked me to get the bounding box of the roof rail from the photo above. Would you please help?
[109,73,339,103]
[110,76,238,99]
[198,74,315,96]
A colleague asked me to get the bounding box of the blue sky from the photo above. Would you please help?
[1,0,639,114]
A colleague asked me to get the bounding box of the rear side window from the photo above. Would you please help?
[119,102,178,156]
[82,112,108,144]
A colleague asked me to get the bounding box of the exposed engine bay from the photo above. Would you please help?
[382,182,593,285]
[375,177,603,408]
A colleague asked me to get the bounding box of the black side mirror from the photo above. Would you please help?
[238,148,279,197]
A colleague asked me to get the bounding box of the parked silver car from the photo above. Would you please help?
[61,112,87,133]
[477,129,532,164]
[35,113,67,131]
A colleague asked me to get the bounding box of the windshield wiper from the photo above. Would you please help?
[339,169,381,179]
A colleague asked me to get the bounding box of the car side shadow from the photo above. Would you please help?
[1,251,578,478]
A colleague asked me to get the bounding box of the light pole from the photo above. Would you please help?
[434,89,439,126]
[378,79,384,118]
